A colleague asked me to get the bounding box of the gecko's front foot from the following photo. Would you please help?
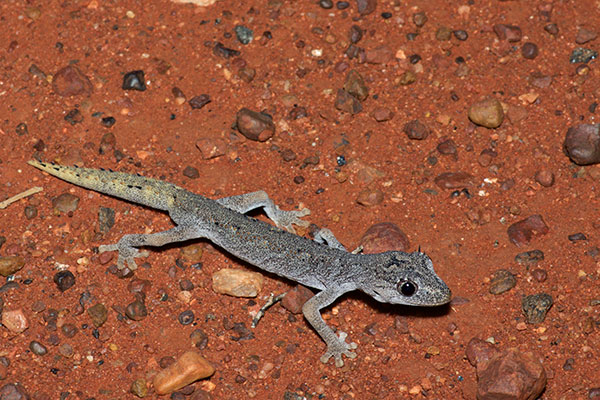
[320,331,358,368]
[98,237,149,270]
[272,207,311,233]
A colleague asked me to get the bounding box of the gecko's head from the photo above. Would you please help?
[359,251,451,307]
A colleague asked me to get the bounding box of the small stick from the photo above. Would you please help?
[0,186,43,209]
[251,292,286,328]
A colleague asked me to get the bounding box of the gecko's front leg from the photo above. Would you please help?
[302,284,358,367]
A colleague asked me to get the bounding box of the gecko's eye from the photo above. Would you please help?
[398,279,417,297]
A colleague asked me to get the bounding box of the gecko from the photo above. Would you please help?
[28,159,451,367]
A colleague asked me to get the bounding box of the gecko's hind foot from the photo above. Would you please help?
[99,243,149,271]
[272,207,311,233]
[319,331,358,368]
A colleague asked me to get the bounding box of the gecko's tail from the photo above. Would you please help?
[28,159,182,211]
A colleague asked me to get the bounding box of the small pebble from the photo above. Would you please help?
[130,378,148,398]
[568,233,587,242]
[234,25,253,44]
[61,323,78,338]
[412,12,428,27]
[281,285,314,314]
[87,303,108,327]
[334,89,362,114]
[122,70,146,91]
[489,270,516,295]
[54,270,75,292]
[23,203,38,219]
[435,26,452,41]
[319,0,333,9]
[576,28,597,44]
[453,30,468,41]
[52,193,80,213]
[544,23,559,36]
[507,215,549,247]
[196,138,226,160]
[371,107,394,122]
[189,94,211,110]
[359,222,410,253]
[349,25,363,44]
[531,269,547,282]
[343,70,369,101]
[2,309,29,333]
[336,1,349,10]
[403,119,430,140]
[563,123,600,165]
[52,65,93,97]
[236,108,275,142]
[356,0,376,15]
[570,48,597,64]
[212,268,264,297]
[126,299,148,321]
[183,166,200,179]
[356,188,384,206]
[190,329,209,350]
[534,170,554,187]
[434,172,474,189]
[468,97,504,128]
[29,341,48,356]
[98,207,115,234]
[153,351,215,395]
[515,250,545,265]
[437,139,458,158]
[64,109,83,125]
[213,42,240,58]
[521,42,539,59]
[0,256,25,277]
[178,310,195,325]
[522,293,553,323]
[493,24,522,42]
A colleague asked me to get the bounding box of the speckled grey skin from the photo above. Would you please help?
[29,160,452,367]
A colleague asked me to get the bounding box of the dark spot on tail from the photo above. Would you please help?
[127,184,143,190]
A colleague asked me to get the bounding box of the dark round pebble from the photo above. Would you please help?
[409,54,422,64]
[349,25,363,44]
[336,1,349,9]
[179,279,194,291]
[101,116,116,127]
[159,356,175,369]
[412,11,427,27]
[61,323,78,338]
[178,310,195,325]
[319,0,333,9]
[125,299,148,321]
[521,42,539,59]
[53,271,75,292]
[122,70,146,91]
[24,205,37,220]
[190,329,209,349]
[544,23,558,36]
[183,166,199,179]
[29,340,48,356]
[234,25,253,44]
[293,176,305,184]
[281,149,297,162]
[381,12,392,19]
[568,232,587,242]
[453,30,468,41]
[16,122,28,136]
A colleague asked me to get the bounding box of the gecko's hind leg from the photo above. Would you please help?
[217,190,310,233]
[99,225,202,270]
